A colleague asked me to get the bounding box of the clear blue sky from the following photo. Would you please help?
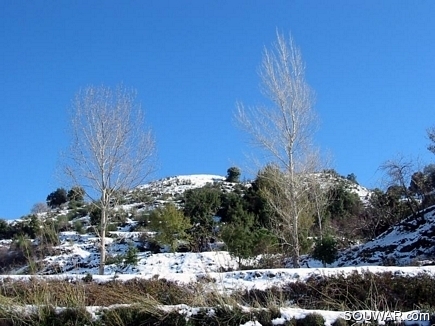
[1,1,434,219]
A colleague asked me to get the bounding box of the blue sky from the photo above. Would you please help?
[1,1,434,219]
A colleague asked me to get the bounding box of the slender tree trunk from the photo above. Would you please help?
[99,205,107,275]
[292,247,300,268]
[292,205,300,268]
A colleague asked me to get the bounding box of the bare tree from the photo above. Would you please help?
[64,85,156,275]
[380,155,418,216]
[31,202,48,214]
[427,126,435,155]
[236,31,320,268]
[308,174,332,239]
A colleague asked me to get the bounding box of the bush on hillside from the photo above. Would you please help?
[312,235,338,267]
[183,185,222,249]
[46,188,68,208]
[226,166,241,183]
[67,186,85,202]
[0,219,13,240]
[149,203,192,252]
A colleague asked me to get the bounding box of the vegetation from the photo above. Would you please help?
[235,31,321,268]
[46,188,68,208]
[312,235,338,267]
[225,166,241,183]
[148,203,192,252]
[183,184,222,251]
[0,271,432,324]
[63,84,156,275]
[67,186,85,202]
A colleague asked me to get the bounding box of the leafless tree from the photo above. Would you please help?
[31,202,48,214]
[308,173,333,239]
[380,155,418,216]
[427,126,435,156]
[236,31,320,268]
[64,85,156,275]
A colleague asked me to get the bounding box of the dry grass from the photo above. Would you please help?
[0,271,434,325]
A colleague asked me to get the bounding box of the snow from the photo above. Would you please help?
[138,174,226,195]
[3,174,435,325]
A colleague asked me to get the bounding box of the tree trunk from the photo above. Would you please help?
[293,214,300,268]
[99,206,106,275]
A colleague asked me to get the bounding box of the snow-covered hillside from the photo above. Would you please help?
[2,174,435,325]
[333,205,435,267]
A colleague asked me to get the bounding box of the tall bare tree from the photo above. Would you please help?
[236,31,320,268]
[64,85,155,275]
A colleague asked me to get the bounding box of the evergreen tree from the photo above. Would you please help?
[346,173,358,184]
[67,186,85,202]
[46,188,68,208]
[221,202,278,260]
[226,167,241,183]
[312,235,337,267]
[0,219,12,240]
[222,222,254,261]
[325,183,362,220]
[183,185,222,249]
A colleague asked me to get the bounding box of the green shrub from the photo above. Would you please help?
[149,204,192,252]
[183,185,222,245]
[124,244,139,266]
[221,211,256,260]
[107,223,118,232]
[312,235,338,267]
[73,220,84,234]
[0,219,12,239]
[111,208,128,225]
[55,214,71,231]
[89,206,101,226]
[39,220,60,245]
[82,273,93,283]
[105,254,123,266]
[226,166,241,183]
[46,188,68,208]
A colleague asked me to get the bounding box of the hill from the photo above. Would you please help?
[1,174,435,325]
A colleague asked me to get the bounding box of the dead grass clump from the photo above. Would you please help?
[236,271,435,313]
[0,277,195,307]
[302,270,435,311]
[99,304,164,326]
[0,278,87,307]
[0,304,93,326]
